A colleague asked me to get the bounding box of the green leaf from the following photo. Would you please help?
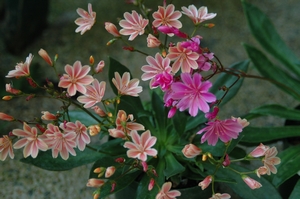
[172,110,187,137]
[249,104,300,121]
[151,91,167,132]
[210,60,249,106]
[164,152,185,179]
[243,44,300,101]
[289,179,300,199]
[242,1,300,75]
[185,112,206,131]
[272,145,300,187]
[68,109,100,126]
[240,126,300,143]
[20,147,103,171]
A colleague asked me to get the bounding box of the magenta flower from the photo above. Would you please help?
[167,42,199,73]
[157,26,188,38]
[12,122,48,158]
[197,118,243,146]
[152,4,182,29]
[0,135,14,161]
[156,182,181,199]
[119,10,149,41]
[112,72,142,96]
[77,79,106,108]
[263,147,281,175]
[6,54,33,78]
[75,3,96,35]
[181,5,217,25]
[171,73,216,116]
[152,71,173,91]
[58,61,94,96]
[123,130,157,161]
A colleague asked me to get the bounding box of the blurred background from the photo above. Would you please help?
[0,0,299,198]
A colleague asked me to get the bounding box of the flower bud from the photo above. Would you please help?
[2,96,13,101]
[182,144,202,158]
[148,178,155,191]
[105,166,116,178]
[38,48,53,66]
[94,167,106,177]
[92,106,106,117]
[86,178,105,188]
[222,154,230,167]
[6,84,21,95]
[88,125,101,136]
[0,112,14,121]
[248,143,269,158]
[94,60,105,74]
[105,22,121,37]
[111,182,116,193]
[41,111,57,121]
[242,175,262,189]
[147,34,161,48]
[141,161,148,172]
[204,23,215,28]
[115,157,125,163]
[198,175,212,190]
[89,55,95,65]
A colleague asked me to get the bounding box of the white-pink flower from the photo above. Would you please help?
[147,34,161,48]
[123,130,157,161]
[156,182,181,199]
[75,3,96,35]
[119,10,149,41]
[152,4,182,29]
[181,5,217,25]
[58,61,94,96]
[77,79,106,108]
[6,54,33,78]
[263,147,281,175]
[0,135,14,161]
[209,193,231,199]
[12,123,48,158]
[112,72,142,96]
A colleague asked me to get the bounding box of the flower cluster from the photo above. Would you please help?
[0,2,283,199]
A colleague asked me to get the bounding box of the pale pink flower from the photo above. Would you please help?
[263,147,281,175]
[248,143,270,158]
[182,144,202,158]
[181,5,217,25]
[88,125,101,136]
[171,73,216,116]
[0,135,14,161]
[6,83,21,95]
[112,72,142,96]
[209,193,231,199]
[119,11,149,41]
[44,123,76,160]
[152,4,182,29]
[75,3,96,35]
[156,182,181,199]
[242,175,262,189]
[60,121,90,151]
[41,111,57,121]
[6,54,33,78]
[123,130,157,161]
[231,116,250,128]
[58,61,94,96]
[12,123,48,158]
[86,178,105,188]
[105,166,116,178]
[77,79,106,108]
[92,106,106,117]
[105,22,121,37]
[147,34,161,48]
[141,53,173,88]
[167,42,199,73]
[197,118,243,146]
[38,48,53,66]
[0,112,14,121]
[256,166,268,178]
[199,175,212,190]
[109,110,145,138]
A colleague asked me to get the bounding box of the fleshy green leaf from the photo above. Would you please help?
[151,91,167,132]
[68,109,100,126]
[164,152,185,179]
[240,126,300,143]
[172,110,187,137]
[289,179,300,199]
[243,44,300,101]
[272,145,300,187]
[242,0,300,75]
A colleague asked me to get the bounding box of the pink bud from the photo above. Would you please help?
[5,84,21,95]
[148,178,155,191]
[111,182,116,192]
[205,106,219,120]
[86,178,105,188]
[105,166,116,178]
[92,106,106,117]
[242,175,262,189]
[249,143,269,158]
[222,154,230,167]
[115,157,126,163]
[0,112,14,121]
[94,60,105,74]
[141,161,148,172]
[198,175,212,190]
[105,22,121,37]
[41,111,57,121]
[38,48,53,66]
[147,34,161,48]
[182,144,202,158]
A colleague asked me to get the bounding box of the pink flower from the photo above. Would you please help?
[105,166,116,178]
[152,4,182,29]
[263,147,281,175]
[256,166,268,178]
[12,123,48,158]
[77,79,106,108]
[209,193,231,199]
[180,36,201,53]
[60,121,90,151]
[197,118,243,146]
[242,175,262,189]
[6,54,33,78]
[167,42,199,73]
[181,5,217,25]
[86,178,105,188]
[0,112,14,121]
[41,111,57,121]
[109,110,145,138]
[0,135,14,161]
[75,3,96,35]
[157,26,188,38]
[94,60,105,74]
[119,11,149,41]
[152,71,173,91]
[198,175,212,190]
[147,34,161,48]
[38,48,53,66]
[171,73,216,116]
[6,83,21,95]
[58,61,94,96]
[43,123,77,160]
[141,53,173,89]
[205,106,219,120]
[112,72,142,96]
[156,182,181,199]
[105,22,121,37]
[182,144,202,158]
[123,130,157,161]
[248,143,270,158]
